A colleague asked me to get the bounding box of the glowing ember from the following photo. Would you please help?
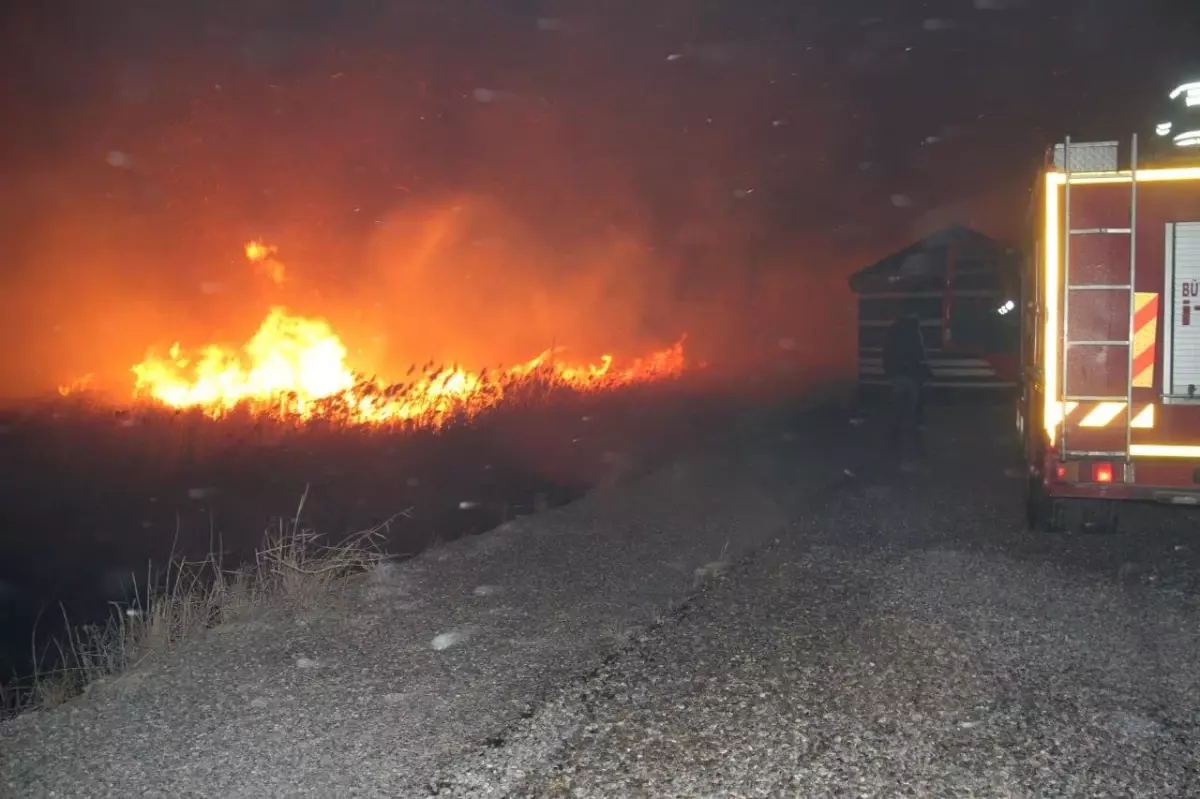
[245,239,285,285]
[57,374,96,397]
[127,242,687,426]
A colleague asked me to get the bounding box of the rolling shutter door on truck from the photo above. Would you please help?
[1168,222,1200,397]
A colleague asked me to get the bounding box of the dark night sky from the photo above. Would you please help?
[0,0,1197,396]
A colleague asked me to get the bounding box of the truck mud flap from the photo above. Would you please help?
[1028,487,1119,535]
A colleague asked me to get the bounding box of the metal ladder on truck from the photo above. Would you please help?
[1059,134,1139,464]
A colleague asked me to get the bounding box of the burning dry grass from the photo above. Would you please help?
[0,487,396,720]
[39,363,693,462]
[124,300,688,429]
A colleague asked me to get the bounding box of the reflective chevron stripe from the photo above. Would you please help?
[1132,292,1159,388]
[1054,401,1155,429]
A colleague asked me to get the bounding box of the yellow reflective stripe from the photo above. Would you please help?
[1053,401,1157,428]
[1130,444,1200,458]
[1079,402,1126,427]
[1130,404,1155,429]
[1049,168,1200,184]
[1049,401,1077,429]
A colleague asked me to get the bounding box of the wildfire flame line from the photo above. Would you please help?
[130,307,686,426]
[122,242,687,427]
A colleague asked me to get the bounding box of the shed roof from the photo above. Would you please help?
[847,224,1013,295]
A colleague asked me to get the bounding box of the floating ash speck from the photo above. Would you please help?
[458,500,480,510]
[188,486,220,500]
[923,18,958,31]
[472,88,513,103]
[105,150,132,168]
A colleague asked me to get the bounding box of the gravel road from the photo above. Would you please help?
[4,399,1199,798]
[436,403,1200,798]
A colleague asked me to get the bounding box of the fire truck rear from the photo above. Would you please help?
[1021,134,1200,533]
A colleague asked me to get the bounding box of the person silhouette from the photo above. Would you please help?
[882,312,931,458]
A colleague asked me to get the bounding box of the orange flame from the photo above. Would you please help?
[127,242,687,426]
[131,308,686,426]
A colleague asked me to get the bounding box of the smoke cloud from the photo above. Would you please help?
[0,2,881,399]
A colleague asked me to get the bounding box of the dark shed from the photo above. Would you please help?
[848,224,1021,390]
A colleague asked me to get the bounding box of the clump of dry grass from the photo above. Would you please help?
[691,539,732,591]
[0,486,400,720]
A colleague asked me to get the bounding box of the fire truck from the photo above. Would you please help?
[1021,133,1200,533]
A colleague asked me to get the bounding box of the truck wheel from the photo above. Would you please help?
[1025,476,1059,532]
